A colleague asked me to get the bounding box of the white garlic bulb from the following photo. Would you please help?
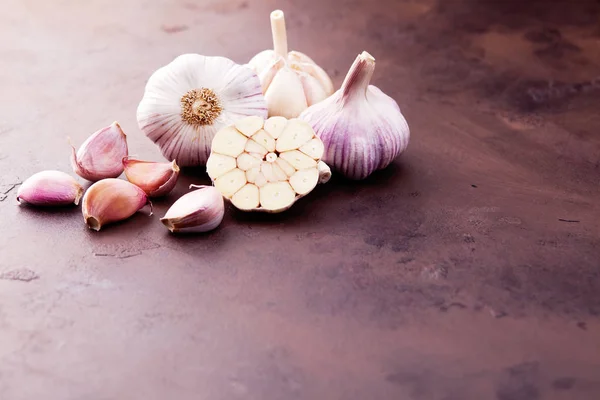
[137,54,268,167]
[248,10,334,119]
[299,51,410,180]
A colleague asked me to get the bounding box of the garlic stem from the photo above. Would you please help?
[270,10,288,59]
[341,51,376,102]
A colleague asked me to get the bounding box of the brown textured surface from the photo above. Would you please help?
[1,0,600,399]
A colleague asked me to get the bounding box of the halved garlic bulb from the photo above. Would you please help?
[248,10,334,118]
[137,54,268,167]
[206,115,329,213]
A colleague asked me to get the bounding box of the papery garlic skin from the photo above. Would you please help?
[82,178,151,231]
[71,122,129,181]
[248,10,334,119]
[137,54,268,167]
[123,157,180,197]
[300,51,410,180]
[160,185,224,233]
[17,171,84,206]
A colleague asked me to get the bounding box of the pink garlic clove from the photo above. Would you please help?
[17,170,84,206]
[123,157,180,197]
[160,185,224,233]
[82,178,151,231]
[71,122,129,181]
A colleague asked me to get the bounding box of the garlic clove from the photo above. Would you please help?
[206,153,237,179]
[299,51,410,180]
[263,116,288,139]
[261,162,277,182]
[254,172,268,188]
[214,168,247,198]
[71,122,128,182]
[244,139,269,156]
[271,162,288,181]
[123,157,180,197]
[236,153,262,171]
[299,138,325,159]
[288,54,335,95]
[231,184,260,210]
[279,150,317,170]
[297,71,329,108]
[251,129,276,152]
[289,168,319,195]
[246,166,261,183]
[137,54,267,167]
[259,182,296,212]
[235,115,264,137]
[265,67,308,119]
[275,119,314,152]
[250,50,277,77]
[17,171,84,207]
[210,126,248,157]
[258,57,285,93]
[275,157,296,177]
[82,178,151,231]
[160,185,224,233]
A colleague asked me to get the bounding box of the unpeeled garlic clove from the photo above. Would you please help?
[17,170,84,206]
[160,185,224,233]
[123,157,180,197]
[71,122,129,181]
[82,178,151,231]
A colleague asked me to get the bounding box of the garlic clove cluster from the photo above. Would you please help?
[248,10,334,119]
[160,185,224,233]
[123,157,180,197]
[82,179,151,231]
[17,171,84,206]
[299,51,410,180]
[71,122,129,181]
[206,115,330,213]
[137,54,268,167]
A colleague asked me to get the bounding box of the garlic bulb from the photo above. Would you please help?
[300,51,410,180]
[206,115,330,213]
[248,10,334,118]
[123,157,180,197]
[71,122,129,181]
[17,171,84,206]
[137,54,268,167]
[160,185,224,233]
[82,179,152,231]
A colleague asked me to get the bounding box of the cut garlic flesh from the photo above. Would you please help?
[206,153,237,179]
[214,168,247,198]
[231,184,260,210]
[207,115,329,212]
[235,116,264,137]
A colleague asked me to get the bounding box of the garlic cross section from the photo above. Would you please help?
[206,116,328,213]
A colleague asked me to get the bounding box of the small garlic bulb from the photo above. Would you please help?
[248,10,334,119]
[137,54,268,167]
[300,51,410,180]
